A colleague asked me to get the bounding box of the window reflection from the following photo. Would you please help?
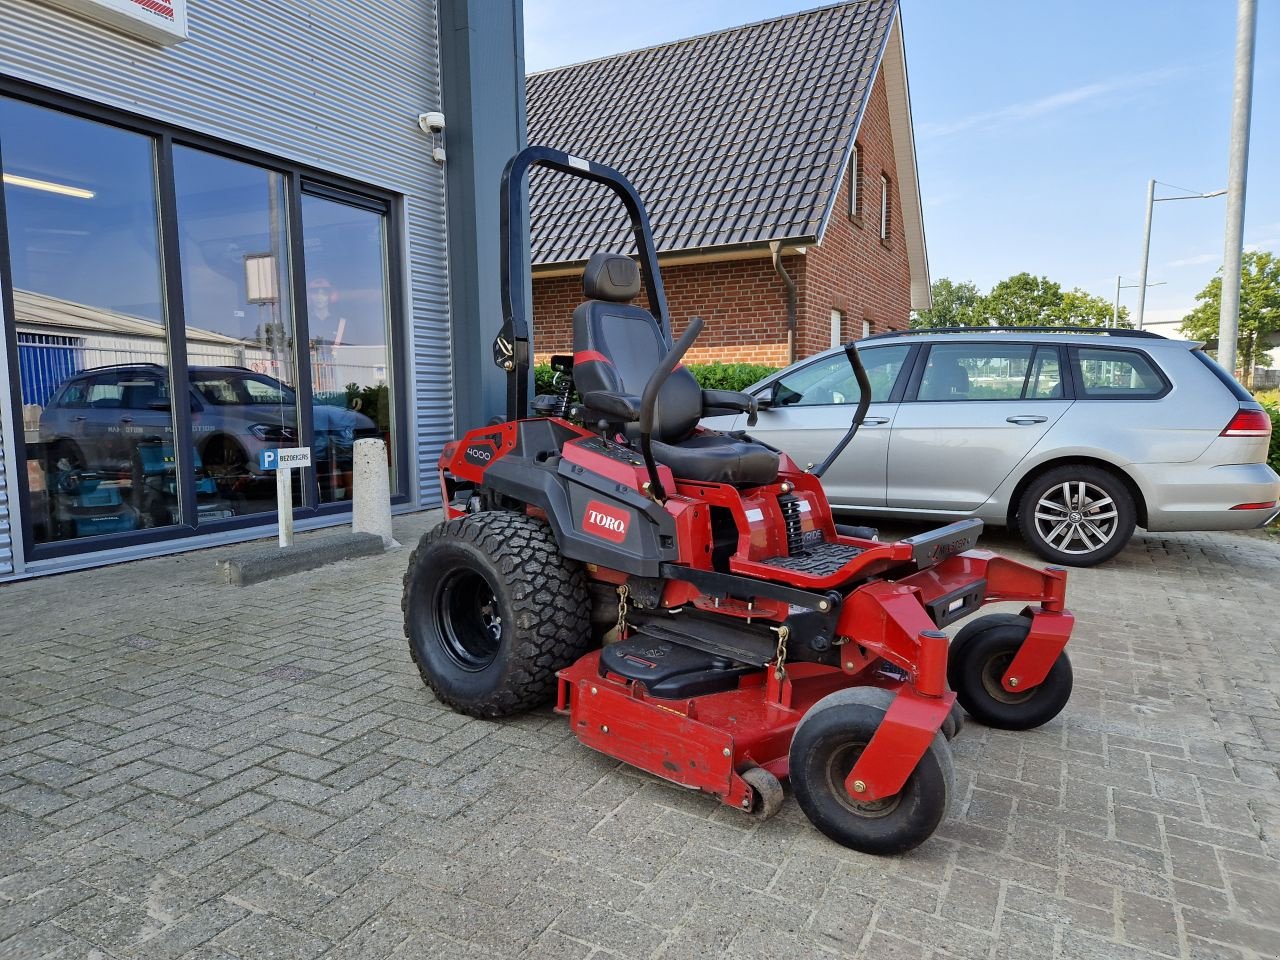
[1,97,191,543]
[174,147,299,517]
[301,194,395,501]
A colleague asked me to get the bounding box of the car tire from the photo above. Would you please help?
[402,511,592,718]
[1016,465,1135,566]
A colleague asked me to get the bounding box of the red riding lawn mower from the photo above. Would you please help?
[403,146,1076,854]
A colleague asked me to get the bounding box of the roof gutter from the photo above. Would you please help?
[770,240,797,365]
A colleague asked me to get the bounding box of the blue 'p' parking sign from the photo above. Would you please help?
[259,447,312,471]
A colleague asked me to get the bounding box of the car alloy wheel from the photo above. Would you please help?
[1033,480,1119,556]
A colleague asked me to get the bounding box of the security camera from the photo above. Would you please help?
[418,112,446,135]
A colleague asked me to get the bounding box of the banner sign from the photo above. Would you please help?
[41,0,190,45]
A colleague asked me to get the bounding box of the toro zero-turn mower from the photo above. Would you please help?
[403,146,1076,854]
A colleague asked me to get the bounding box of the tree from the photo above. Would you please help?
[1179,250,1280,386]
[912,278,981,328]
[1054,288,1129,328]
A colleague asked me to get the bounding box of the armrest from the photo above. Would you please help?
[702,388,758,426]
[581,390,642,422]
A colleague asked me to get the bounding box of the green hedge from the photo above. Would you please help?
[1264,404,1280,475]
[534,361,777,397]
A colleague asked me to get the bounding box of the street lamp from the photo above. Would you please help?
[1135,180,1226,330]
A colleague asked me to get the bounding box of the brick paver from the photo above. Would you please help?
[1,515,1278,959]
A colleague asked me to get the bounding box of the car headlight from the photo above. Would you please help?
[249,424,298,442]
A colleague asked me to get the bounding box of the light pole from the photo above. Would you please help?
[1115,276,1166,329]
[1135,181,1226,330]
[1219,0,1257,380]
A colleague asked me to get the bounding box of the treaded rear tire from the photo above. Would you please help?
[402,511,591,718]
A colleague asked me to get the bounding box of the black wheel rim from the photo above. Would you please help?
[979,650,1035,704]
[435,569,503,671]
[826,741,901,818]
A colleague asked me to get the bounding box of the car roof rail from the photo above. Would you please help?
[74,361,167,371]
[863,326,1169,341]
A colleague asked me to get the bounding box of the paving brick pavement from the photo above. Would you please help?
[1,513,1278,959]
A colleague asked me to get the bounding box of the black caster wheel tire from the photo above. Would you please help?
[789,687,954,855]
[947,621,1072,731]
[1016,464,1135,567]
[949,613,1032,662]
[402,511,592,718]
[742,766,784,821]
[941,700,965,741]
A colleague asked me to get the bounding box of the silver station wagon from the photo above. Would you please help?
[704,328,1280,565]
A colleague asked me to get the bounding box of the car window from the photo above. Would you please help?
[772,345,910,406]
[120,376,169,410]
[190,372,295,405]
[917,343,1035,401]
[54,381,88,409]
[85,378,124,409]
[1071,347,1166,399]
[1025,347,1064,399]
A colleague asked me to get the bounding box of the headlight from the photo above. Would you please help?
[249,424,297,442]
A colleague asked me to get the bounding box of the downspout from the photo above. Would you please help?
[770,240,797,364]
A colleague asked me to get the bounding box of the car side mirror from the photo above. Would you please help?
[756,382,780,410]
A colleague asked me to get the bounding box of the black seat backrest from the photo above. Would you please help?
[572,252,702,443]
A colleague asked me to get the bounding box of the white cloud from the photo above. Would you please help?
[1165,252,1219,268]
[918,67,1183,139]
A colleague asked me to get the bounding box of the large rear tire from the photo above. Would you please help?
[402,511,591,718]
[789,687,954,855]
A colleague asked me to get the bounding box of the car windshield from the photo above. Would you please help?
[190,371,296,405]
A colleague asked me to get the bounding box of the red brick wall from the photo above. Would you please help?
[797,71,912,359]
[531,256,799,366]
[530,72,912,367]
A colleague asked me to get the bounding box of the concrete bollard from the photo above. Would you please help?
[352,438,398,549]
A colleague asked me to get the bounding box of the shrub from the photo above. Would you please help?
[533,360,777,398]
[1264,403,1280,475]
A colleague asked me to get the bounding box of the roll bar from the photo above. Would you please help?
[494,145,670,422]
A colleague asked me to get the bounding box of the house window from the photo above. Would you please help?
[848,144,861,220]
[830,309,843,349]
[862,319,871,339]
[879,174,891,242]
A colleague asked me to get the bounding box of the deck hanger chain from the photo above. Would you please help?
[771,624,790,680]
[616,584,630,640]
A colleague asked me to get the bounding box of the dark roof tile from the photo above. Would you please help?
[527,0,897,265]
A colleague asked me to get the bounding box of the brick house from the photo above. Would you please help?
[526,0,929,367]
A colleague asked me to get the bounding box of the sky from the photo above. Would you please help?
[523,0,1279,335]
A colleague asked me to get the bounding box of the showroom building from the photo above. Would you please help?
[0,0,521,579]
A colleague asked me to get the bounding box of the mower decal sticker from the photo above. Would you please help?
[464,442,498,467]
[745,508,764,523]
[567,154,590,170]
[583,500,630,543]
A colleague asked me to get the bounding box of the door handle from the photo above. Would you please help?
[120,416,134,424]
[862,417,890,425]
[1006,415,1048,425]
[71,415,87,422]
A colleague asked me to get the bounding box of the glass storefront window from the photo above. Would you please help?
[0,97,181,544]
[301,192,396,502]
[1,95,404,558]
[173,147,297,519]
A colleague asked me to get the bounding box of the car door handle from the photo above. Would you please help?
[71,415,87,421]
[120,416,134,424]
[1006,415,1048,425]
[862,417,890,425]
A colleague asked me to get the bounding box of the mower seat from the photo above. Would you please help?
[572,252,779,487]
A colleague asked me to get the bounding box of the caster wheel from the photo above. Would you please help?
[941,700,965,741]
[947,617,1072,731]
[742,766,784,821]
[789,687,954,855]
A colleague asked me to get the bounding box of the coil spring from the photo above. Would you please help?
[553,372,574,418]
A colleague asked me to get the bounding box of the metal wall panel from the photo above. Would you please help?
[0,423,11,576]
[0,0,453,514]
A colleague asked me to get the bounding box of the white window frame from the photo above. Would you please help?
[848,144,859,219]
[879,173,890,241]
[830,309,843,349]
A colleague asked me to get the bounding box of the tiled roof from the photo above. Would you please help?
[526,0,898,266]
